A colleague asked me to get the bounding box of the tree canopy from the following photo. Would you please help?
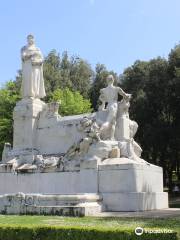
[120,50,180,189]
[0,81,20,155]
[51,88,92,116]
[43,50,93,100]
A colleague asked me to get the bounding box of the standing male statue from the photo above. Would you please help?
[21,34,46,99]
[99,75,131,140]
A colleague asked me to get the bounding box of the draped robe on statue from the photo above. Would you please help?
[21,45,46,98]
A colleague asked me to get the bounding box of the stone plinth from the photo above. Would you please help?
[13,98,45,151]
[0,193,102,216]
[99,159,168,211]
[102,192,168,211]
[0,159,168,212]
[0,169,98,195]
[99,160,163,192]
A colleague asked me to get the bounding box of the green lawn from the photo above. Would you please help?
[0,215,179,238]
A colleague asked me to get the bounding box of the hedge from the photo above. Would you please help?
[0,225,177,240]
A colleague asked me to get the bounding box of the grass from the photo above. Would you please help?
[0,215,179,238]
[0,194,179,238]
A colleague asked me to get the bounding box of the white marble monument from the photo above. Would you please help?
[0,35,168,215]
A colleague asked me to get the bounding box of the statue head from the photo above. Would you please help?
[27,34,35,46]
[106,75,114,85]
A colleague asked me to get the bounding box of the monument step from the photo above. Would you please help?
[0,193,102,216]
[11,204,101,216]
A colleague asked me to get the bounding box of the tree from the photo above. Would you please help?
[43,50,93,100]
[51,88,92,116]
[0,81,20,155]
[69,56,93,98]
[43,50,62,98]
[167,45,180,186]
[121,55,180,191]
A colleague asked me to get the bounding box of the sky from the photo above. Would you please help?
[0,0,180,87]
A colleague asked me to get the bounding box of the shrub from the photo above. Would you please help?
[0,225,177,240]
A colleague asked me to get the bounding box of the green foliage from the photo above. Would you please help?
[43,50,93,100]
[51,88,92,116]
[121,53,180,190]
[0,215,178,240]
[43,50,62,96]
[0,225,177,240]
[0,81,20,155]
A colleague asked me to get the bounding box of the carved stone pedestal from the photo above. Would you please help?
[12,98,46,163]
[0,159,168,213]
[99,159,168,211]
[0,193,102,216]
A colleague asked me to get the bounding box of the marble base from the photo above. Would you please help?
[0,160,168,213]
[102,192,168,211]
[0,193,102,216]
[98,159,168,211]
[0,170,98,194]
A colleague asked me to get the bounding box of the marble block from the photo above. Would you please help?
[0,193,102,216]
[102,192,168,211]
[13,98,45,151]
[99,160,163,193]
[0,169,98,195]
[98,160,168,211]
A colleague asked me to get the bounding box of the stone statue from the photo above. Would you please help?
[21,34,46,99]
[117,97,146,163]
[64,117,101,162]
[99,75,131,140]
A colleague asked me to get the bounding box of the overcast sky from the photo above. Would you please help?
[0,0,180,87]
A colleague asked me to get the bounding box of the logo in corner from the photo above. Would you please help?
[135,227,144,236]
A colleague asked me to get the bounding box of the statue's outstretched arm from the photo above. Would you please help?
[118,87,131,100]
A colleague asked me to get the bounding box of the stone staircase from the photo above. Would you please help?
[0,193,102,216]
